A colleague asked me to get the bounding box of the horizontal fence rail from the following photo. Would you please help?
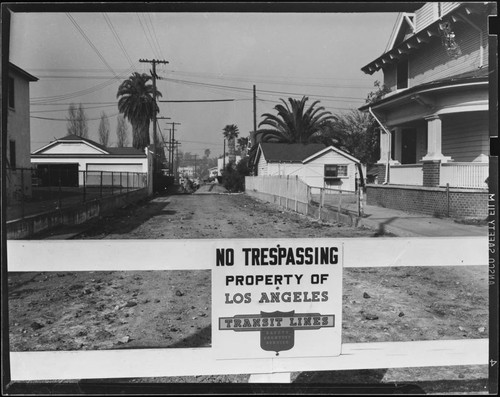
[10,339,488,381]
[6,167,147,222]
[7,237,488,380]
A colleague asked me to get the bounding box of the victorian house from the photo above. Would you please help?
[359,2,492,218]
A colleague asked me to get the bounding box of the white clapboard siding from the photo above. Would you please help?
[442,112,489,162]
[383,15,487,92]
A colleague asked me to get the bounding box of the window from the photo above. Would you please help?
[8,77,15,108]
[9,140,16,169]
[324,164,348,178]
[396,58,408,89]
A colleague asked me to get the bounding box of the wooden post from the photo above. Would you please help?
[100,171,103,198]
[20,168,25,218]
[337,190,342,222]
[356,187,360,217]
[446,183,450,217]
[295,176,298,212]
[83,170,86,202]
[319,188,324,220]
[58,168,62,209]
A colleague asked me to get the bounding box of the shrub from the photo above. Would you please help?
[221,158,250,192]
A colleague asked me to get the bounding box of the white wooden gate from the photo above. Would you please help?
[7,237,488,381]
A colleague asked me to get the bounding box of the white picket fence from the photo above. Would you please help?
[440,162,489,189]
[7,237,488,382]
[246,176,362,218]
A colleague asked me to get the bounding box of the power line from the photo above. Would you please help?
[162,76,366,102]
[103,13,135,68]
[66,13,119,79]
[136,13,161,59]
[31,103,118,113]
[159,99,235,103]
[30,65,136,104]
[31,112,120,121]
[146,13,164,60]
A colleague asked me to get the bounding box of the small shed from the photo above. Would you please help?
[254,143,362,191]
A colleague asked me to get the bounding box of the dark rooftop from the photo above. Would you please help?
[57,134,145,156]
[259,143,327,162]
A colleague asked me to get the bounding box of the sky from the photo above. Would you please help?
[9,7,399,158]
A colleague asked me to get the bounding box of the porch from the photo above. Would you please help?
[389,161,488,189]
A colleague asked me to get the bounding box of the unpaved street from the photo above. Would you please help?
[8,190,488,386]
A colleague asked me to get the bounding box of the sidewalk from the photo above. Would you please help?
[359,204,488,237]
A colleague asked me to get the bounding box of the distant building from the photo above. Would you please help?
[253,143,362,191]
[178,166,195,178]
[31,134,153,194]
[208,167,219,179]
[217,155,242,176]
[6,63,38,205]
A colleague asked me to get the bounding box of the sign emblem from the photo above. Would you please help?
[219,311,335,356]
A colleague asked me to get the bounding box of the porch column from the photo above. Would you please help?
[422,115,451,163]
[394,127,402,164]
[377,129,397,164]
[376,129,397,184]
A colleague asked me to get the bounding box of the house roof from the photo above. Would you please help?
[359,68,489,111]
[361,2,487,75]
[9,62,38,82]
[32,134,145,157]
[258,143,327,162]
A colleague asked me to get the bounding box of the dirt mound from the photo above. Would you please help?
[194,183,229,194]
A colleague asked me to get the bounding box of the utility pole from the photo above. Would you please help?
[139,59,169,172]
[253,84,257,134]
[175,140,181,183]
[156,116,171,172]
[223,139,226,171]
[166,122,181,177]
[193,154,198,178]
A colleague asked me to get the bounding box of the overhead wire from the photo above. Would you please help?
[31,112,120,121]
[136,13,161,59]
[103,13,135,68]
[66,13,119,79]
[30,65,137,104]
[146,13,164,60]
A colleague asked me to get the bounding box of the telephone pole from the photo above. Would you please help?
[253,84,257,134]
[193,154,198,178]
[166,122,181,177]
[139,59,169,171]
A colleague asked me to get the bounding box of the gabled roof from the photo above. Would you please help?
[361,2,488,75]
[9,62,38,82]
[303,146,360,164]
[257,143,327,163]
[32,134,145,157]
[385,12,415,53]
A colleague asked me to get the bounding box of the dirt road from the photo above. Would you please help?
[8,190,489,387]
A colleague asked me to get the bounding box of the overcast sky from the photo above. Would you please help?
[9,8,399,157]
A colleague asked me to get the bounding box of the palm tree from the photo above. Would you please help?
[117,72,162,150]
[255,96,337,145]
[222,124,239,164]
[237,136,249,157]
